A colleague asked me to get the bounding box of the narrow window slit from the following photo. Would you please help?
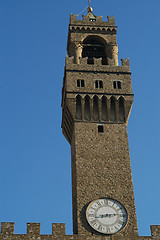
[98,125,104,133]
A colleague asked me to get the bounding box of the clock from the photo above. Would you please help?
[86,198,128,235]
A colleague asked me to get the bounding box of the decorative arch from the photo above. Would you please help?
[110,96,116,122]
[76,95,82,120]
[84,95,91,121]
[93,95,99,121]
[119,97,125,122]
[101,96,108,121]
[82,35,108,65]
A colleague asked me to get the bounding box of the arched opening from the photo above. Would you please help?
[84,95,91,120]
[119,97,125,122]
[76,95,82,120]
[93,96,99,121]
[110,96,116,122]
[101,96,108,121]
[82,36,108,65]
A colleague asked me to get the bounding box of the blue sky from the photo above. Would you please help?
[0,0,160,237]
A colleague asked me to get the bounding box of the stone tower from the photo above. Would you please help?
[61,7,138,239]
[1,7,160,240]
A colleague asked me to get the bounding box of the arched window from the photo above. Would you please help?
[101,96,108,121]
[76,95,82,120]
[119,97,125,122]
[84,95,91,120]
[110,96,116,122]
[82,36,108,65]
[93,96,99,121]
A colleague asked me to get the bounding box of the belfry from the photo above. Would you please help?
[62,6,137,238]
[0,5,160,240]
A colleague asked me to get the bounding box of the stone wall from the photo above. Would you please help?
[1,222,159,239]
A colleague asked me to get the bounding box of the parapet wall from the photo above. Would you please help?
[65,56,130,73]
[0,222,67,240]
[1,222,160,240]
[70,14,116,26]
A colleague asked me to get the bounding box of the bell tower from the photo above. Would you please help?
[62,7,138,239]
[1,5,160,240]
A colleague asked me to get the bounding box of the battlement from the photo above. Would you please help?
[0,222,160,239]
[150,225,160,239]
[65,55,130,72]
[70,14,115,26]
[0,222,66,238]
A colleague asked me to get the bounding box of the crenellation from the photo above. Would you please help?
[65,55,74,65]
[107,57,115,66]
[1,222,15,235]
[52,223,65,236]
[107,16,115,24]
[70,14,116,27]
[80,56,88,65]
[0,222,160,239]
[27,223,40,235]
[65,56,130,72]
[121,58,130,67]
[150,225,160,239]
[70,14,78,23]
[93,57,101,65]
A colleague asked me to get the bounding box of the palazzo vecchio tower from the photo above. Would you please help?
[0,5,160,240]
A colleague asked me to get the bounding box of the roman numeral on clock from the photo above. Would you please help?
[118,220,123,225]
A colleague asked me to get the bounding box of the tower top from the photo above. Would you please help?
[87,0,96,21]
[87,6,93,13]
[87,0,93,12]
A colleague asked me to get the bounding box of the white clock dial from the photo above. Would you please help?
[86,198,127,234]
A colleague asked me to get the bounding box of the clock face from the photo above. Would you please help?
[86,198,128,235]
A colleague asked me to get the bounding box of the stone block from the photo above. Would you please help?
[1,222,14,235]
[27,223,40,235]
[121,58,130,67]
[151,225,160,239]
[52,223,65,236]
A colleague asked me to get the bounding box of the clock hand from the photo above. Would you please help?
[96,213,123,218]
[103,213,118,217]
[95,214,105,218]
[95,213,116,218]
[106,213,126,217]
